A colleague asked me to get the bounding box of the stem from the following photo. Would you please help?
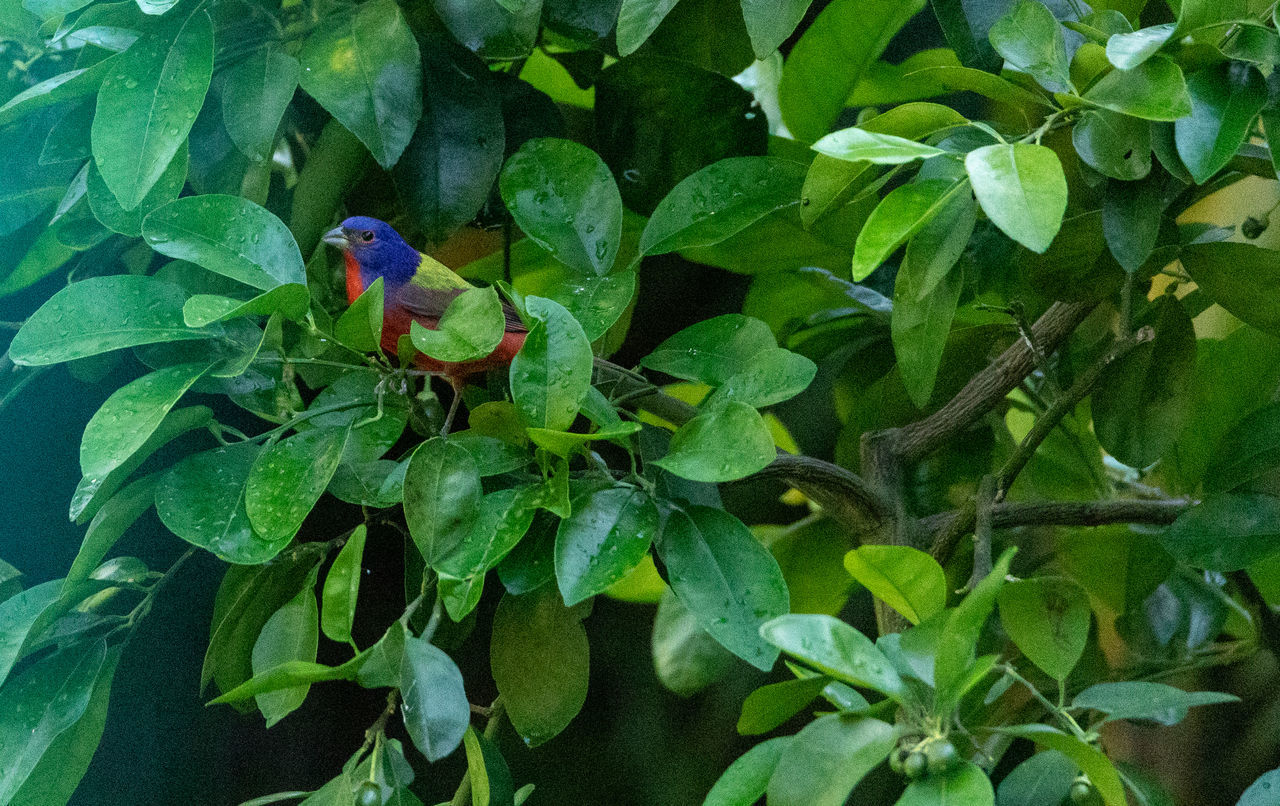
[1000,664,1089,739]
[449,697,506,806]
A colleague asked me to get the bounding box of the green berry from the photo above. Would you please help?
[1069,779,1094,804]
[903,751,928,780]
[354,781,382,806]
[925,741,958,775]
[889,747,909,774]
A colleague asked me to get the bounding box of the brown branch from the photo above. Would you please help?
[1231,571,1280,657]
[894,301,1097,465]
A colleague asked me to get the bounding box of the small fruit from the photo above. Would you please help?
[354,781,382,806]
[903,751,928,780]
[925,741,958,775]
[889,746,909,774]
[1069,778,1094,804]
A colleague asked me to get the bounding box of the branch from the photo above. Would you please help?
[895,301,1097,464]
[1231,571,1280,657]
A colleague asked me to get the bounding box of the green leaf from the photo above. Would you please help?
[843,545,946,626]
[357,622,406,690]
[509,295,593,431]
[997,577,1091,681]
[65,474,161,592]
[1082,56,1192,121]
[321,524,366,645]
[251,581,320,727]
[652,589,735,696]
[393,36,504,247]
[431,0,540,60]
[1175,64,1266,184]
[435,487,537,578]
[334,277,384,353]
[898,66,1053,112]
[222,44,300,163]
[1093,295,1196,468]
[1105,23,1177,69]
[740,0,812,58]
[988,0,1071,93]
[640,157,806,256]
[1239,768,1280,806]
[656,506,788,670]
[1163,493,1280,571]
[500,138,621,276]
[1180,242,1280,337]
[995,724,1126,806]
[765,714,896,806]
[707,349,817,409]
[760,613,907,702]
[297,0,422,169]
[156,441,289,564]
[995,750,1077,806]
[143,195,307,290]
[736,676,832,735]
[0,62,110,127]
[704,736,792,806]
[1072,110,1152,181]
[892,190,973,407]
[9,275,208,366]
[641,314,777,386]
[402,437,482,568]
[778,0,926,142]
[400,634,468,761]
[653,401,775,483]
[1205,403,1280,493]
[491,587,590,746]
[409,286,505,363]
[934,548,1014,712]
[246,428,348,544]
[87,139,188,236]
[541,271,636,342]
[852,178,968,280]
[208,654,367,704]
[0,580,62,688]
[813,128,947,165]
[0,639,107,803]
[1072,681,1238,726]
[965,144,1066,253]
[181,285,310,328]
[90,9,211,209]
[525,422,642,457]
[463,727,515,806]
[555,486,658,606]
[616,0,680,56]
[897,761,993,806]
[1102,174,1163,273]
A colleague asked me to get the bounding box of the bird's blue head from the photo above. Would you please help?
[322,216,421,287]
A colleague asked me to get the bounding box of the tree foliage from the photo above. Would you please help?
[3,0,1280,803]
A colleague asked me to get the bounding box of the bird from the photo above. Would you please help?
[322,216,527,434]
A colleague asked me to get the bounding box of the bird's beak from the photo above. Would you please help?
[321,227,349,249]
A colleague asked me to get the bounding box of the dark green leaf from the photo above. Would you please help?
[736,676,831,735]
[641,314,776,385]
[652,589,735,696]
[965,143,1066,253]
[653,402,775,482]
[209,654,367,704]
[298,0,422,169]
[402,437,482,568]
[500,138,621,276]
[1174,64,1267,184]
[0,62,110,126]
[934,548,1014,712]
[852,177,968,280]
[251,581,320,727]
[843,545,947,626]
[765,714,896,806]
[901,65,1053,113]
[246,428,348,544]
[334,277,384,353]
[1180,242,1280,337]
[432,0,540,60]
[541,270,636,342]
[436,487,537,578]
[996,724,1126,806]
[1205,403,1280,493]
[400,634,468,761]
[656,506,788,670]
[997,577,1090,681]
[898,762,993,805]
[90,9,211,209]
[357,622,406,689]
[1102,175,1163,272]
[143,194,307,289]
[740,0,812,59]
[9,275,208,366]
[555,486,658,605]
[707,349,817,409]
[995,750,1076,806]
[1163,492,1280,571]
[1072,110,1152,180]
[988,0,1070,92]
[508,295,593,431]
[490,587,589,746]
[0,580,62,688]
[321,524,366,644]
[704,736,792,806]
[1093,295,1196,468]
[65,474,160,592]
[463,727,515,806]
[410,286,505,363]
[760,613,907,701]
[615,0,679,56]
[1072,681,1238,726]
[87,139,188,236]
[778,0,927,142]
[1082,56,1192,121]
[221,44,300,163]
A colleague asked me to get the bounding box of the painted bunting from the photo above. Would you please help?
[322,216,527,433]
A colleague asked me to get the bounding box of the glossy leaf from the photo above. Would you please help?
[995,750,1076,806]
[1105,23,1177,69]
[251,582,320,727]
[1175,64,1266,184]
[9,275,207,366]
[704,736,791,806]
[297,0,422,169]
[1082,56,1192,121]
[410,286,505,363]
[652,590,735,696]
[222,44,300,163]
[334,277,384,353]
[765,714,896,806]
[966,144,1066,253]
[707,349,817,409]
[740,0,812,58]
[432,0,540,60]
[996,724,1126,806]
[1163,493,1280,571]
[656,506,788,670]
[1072,110,1152,181]
[1102,174,1162,272]
[509,295,593,431]
[402,437,482,568]
[246,428,348,544]
[87,139,188,236]
[321,525,366,645]
[357,622,406,690]
[500,138,621,276]
[640,157,805,256]
[91,9,212,209]
[65,474,161,593]
[143,195,306,290]
[760,614,907,701]
[736,676,831,735]
[988,0,1071,93]
[525,422,642,457]
[897,762,993,805]
[641,314,777,386]
[541,270,636,342]
[490,587,589,747]
[934,548,1014,712]
[1180,242,1280,337]
[1072,681,1238,726]
[813,128,946,164]
[1239,767,1280,806]
[998,577,1090,681]
[852,178,968,280]
[616,0,680,56]
[0,580,63,689]
[399,634,469,761]
[435,487,537,578]
[778,0,926,142]
[843,545,946,626]
[555,486,658,606]
[653,402,775,483]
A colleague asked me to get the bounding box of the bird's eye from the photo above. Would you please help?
[361,230,374,242]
